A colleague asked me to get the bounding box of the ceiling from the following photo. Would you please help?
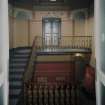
[9,0,94,10]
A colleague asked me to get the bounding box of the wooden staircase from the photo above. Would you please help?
[24,52,89,105]
[9,36,95,105]
[9,47,94,105]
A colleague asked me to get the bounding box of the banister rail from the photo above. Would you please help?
[24,37,37,83]
[35,35,93,49]
[23,37,38,105]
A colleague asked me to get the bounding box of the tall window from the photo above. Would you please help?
[42,18,61,47]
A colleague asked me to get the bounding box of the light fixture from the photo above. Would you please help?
[75,53,84,57]
[50,0,56,2]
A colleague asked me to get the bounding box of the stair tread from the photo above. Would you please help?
[9,85,22,89]
[11,56,29,59]
[9,89,21,95]
[10,60,28,63]
[9,77,23,81]
[9,98,18,105]
[9,70,24,74]
[9,74,23,79]
[10,52,30,56]
[9,68,25,72]
[16,50,31,53]
[13,54,30,57]
[9,63,26,67]
[9,65,26,69]
[9,81,22,86]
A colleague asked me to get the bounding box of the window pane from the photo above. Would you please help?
[52,34,59,46]
[52,22,59,33]
[44,22,51,34]
[44,34,51,46]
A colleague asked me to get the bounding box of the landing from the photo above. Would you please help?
[37,48,91,55]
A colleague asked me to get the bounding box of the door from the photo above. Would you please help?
[43,18,61,47]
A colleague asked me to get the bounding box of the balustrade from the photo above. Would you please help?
[35,36,92,49]
[25,84,76,105]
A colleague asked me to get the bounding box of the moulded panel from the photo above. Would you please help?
[14,19,29,47]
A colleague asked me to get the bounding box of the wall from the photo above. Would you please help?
[30,11,73,46]
[88,15,95,68]
[14,19,29,47]
[9,8,94,48]
[95,0,105,105]
[9,17,29,48]
[86,16,94,35]
[86,8,95,66]
[35,62,75,85]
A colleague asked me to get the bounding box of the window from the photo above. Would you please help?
[42,18,61,47]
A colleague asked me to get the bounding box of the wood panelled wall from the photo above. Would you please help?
[9,10,94,48]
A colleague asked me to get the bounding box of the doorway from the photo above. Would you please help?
[42,18,61,47]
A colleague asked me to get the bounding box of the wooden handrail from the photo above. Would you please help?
[36,35,93,37]
[23,36,40,105]
[61,36,93,37]
[23,36,37,84]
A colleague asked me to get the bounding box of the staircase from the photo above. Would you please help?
[9,46,93,105]
[24,52,80,105]
[9,47,32,105]
[9,35,94,105]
